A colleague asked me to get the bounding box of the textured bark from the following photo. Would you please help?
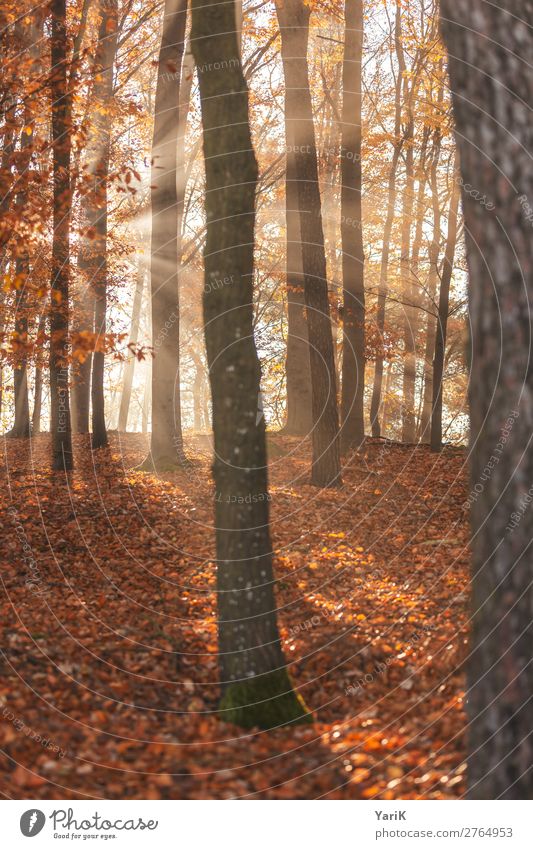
[340,0,365,451]
[49,0,73,471]
[430,159,460,451]
[440,0,533,798]
[143,0,188,470]
[275,0,341,486]
[369,4,403,438]
[191,0,310,728]
[283,133,312,436]
[118,254,145,431]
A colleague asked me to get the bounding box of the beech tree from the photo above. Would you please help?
[191,0,310,728]
[339,0,365,451]
[141,0,188,470]
[49,0,73,471]
[440,0,533,798]
[276,0,341,486]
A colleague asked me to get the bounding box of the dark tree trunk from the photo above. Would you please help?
[440,0,533,798]
[340,0,365,452]
[118,253,145,432]
[369,4,403,438]
[11,258,31,438]
[49,0,73,471]
[283,136,312,436]
[191,0,310,728]
[143,0,188,470]
[275,0,341,486]
[430,158,460,451]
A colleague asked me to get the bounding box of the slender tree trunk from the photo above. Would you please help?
[283,132,312,436]
[143,0,188,470]
[49,0,73,471]
[118,253,145,431]
[276,0,341,486]
[419,123,443,442]
[191,0,310,728]
[86,0,118,449]
[340,0,365,452]
[440,0,533,798]
[70,293,93,432]
[369,4,403,438]
[32,313,46,434]
[430,158,460,451]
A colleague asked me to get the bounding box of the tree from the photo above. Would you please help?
[440,0,533,798]
[118,250,146,431]
[276,0,341,487]
[49,0,73,471]
[191,0,310,728]
[369,3,404,439]
[141,0,188,470]
[340,0,365,452]
[86,0,119,449]
[430,156,460,451]
[282,129,312,436]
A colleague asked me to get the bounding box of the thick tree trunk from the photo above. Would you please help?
[340,0,365,452]
[283,136,312,436]
[369,4,403,438]
[49,0,73,471]
[191,0,310,728]
[430,158,460,451]
[440,0,533,798]
[118,253,145,431]
[143,0,188,470]
[275,0,341,486]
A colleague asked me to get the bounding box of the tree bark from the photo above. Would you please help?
[430,157,460,451]
[86,0,118,449]
[440,0,533,798]
[340,0,365,452]
[369,3,403,438]
[49,0,73,471]
[143,0,188,470]
[275,0,341,486]
[282,131,312,436]
[191,0,310,728]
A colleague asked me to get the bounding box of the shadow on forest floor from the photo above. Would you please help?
[0,431,469,799]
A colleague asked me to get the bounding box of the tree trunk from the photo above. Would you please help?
[275,0,341,486]
[282,132,312,436]
[143,0,188,470]
[419,121,443,443]
[430,157,460,451]
[191,0,310,728]
[440,0,533,798]
[118,253,145,431]
[369,3,403,438]
[49,0,73,471]
[85,0,118,449]
[32,313,46,434]
[340,0,365,452]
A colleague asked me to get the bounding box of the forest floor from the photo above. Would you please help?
[0,432,470,799]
